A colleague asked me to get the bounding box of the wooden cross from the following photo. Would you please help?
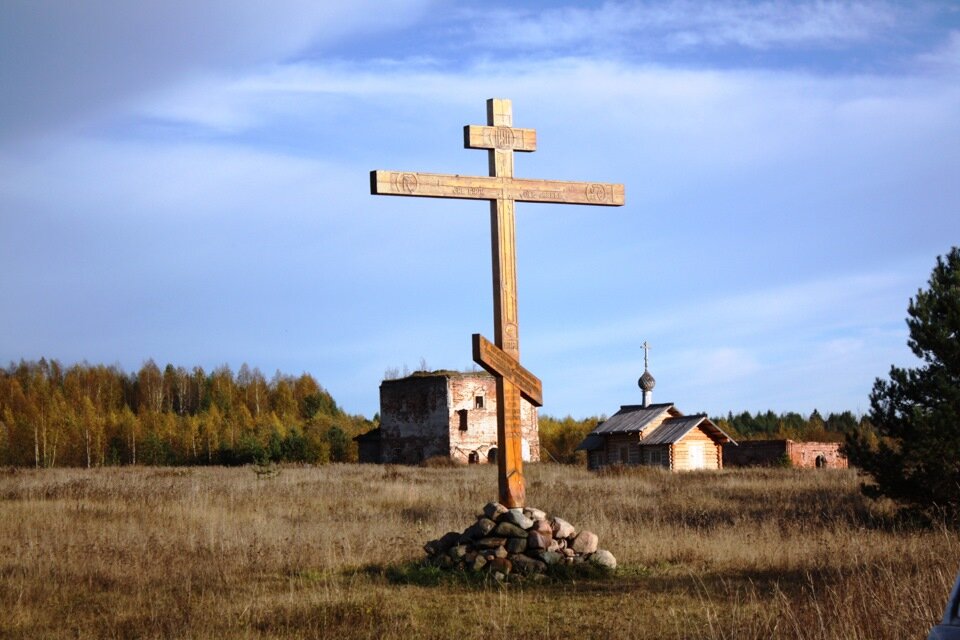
[371,98,624,508]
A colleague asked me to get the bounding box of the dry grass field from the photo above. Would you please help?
[1,464,958,639]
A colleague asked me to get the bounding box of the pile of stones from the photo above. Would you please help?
[423,502,617,578]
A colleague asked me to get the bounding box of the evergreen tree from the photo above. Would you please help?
[845,247,960,522]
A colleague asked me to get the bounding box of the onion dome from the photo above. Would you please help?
[638,369,656,391]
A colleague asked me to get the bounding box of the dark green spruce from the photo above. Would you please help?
[845,247,960,523]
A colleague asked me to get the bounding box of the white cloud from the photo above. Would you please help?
[918,30,960,73]
[523,265,921,358]
[461,1,898,52]
[0,0,434,141]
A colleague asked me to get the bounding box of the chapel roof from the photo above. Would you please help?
[588,403,678,435]
[575,404,736,450]
[642,415,720,445]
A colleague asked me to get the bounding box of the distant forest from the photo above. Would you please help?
[1,359,874,468]
[0,359,375,467]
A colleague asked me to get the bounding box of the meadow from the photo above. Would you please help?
[1,463,957,639]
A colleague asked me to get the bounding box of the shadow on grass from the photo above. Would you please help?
[357,560,623,588]
[355,558,918,604]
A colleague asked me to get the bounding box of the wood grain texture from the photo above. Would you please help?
[497,378,526,509]
[464,125,537,152]
[486,98,525,509]
[472,334,543,407]
[369,171,625,206]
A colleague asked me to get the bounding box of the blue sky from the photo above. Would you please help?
[1,1,958,419]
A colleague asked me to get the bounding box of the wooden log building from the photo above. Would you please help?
[575,356,736,471]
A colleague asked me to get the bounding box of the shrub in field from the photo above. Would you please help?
[420,455,461,468]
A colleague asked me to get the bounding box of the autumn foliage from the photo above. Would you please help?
[0,359,374,467]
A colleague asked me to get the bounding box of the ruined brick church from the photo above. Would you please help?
[355,370,540,464]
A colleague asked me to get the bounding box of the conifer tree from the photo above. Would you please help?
[846,247,960,522]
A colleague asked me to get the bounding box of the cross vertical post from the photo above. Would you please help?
[486,99,525,508]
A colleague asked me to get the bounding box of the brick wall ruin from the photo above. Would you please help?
[376,371,539,464]
[785,441,847,469]
[722,439,847,469]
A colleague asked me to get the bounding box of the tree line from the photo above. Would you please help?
[713,409,874,443]
[0,359,375,467]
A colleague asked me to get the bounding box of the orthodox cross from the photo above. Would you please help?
[642,340,651,370]
[371,98,624,508]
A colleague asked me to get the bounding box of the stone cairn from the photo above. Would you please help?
[423,502,617,579]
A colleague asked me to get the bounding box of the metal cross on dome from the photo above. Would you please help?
[370,98,625,508]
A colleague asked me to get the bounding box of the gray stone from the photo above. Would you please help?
[534,550,563,566]
[470,554,488,572]
[458,526,478,544]
[482,502,508,520]
[423,540,441,556]
[523,507,547,521]
[571,531,599,555]
[493,522,528,538]
[475,517,497,536]
[449,544,469,560]
[506,537,528,554]
[498,508,534,530]
[510,554,548,575]
[493,545,509,559]
[589,549,617,570]
[551,517,576,540]
[562,547,575,557]
[547,539,561,553]
[438,531,462,551]
[475,536,508,549]
[527,530,550,551]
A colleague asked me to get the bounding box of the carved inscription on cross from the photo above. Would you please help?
[371,99,624,508]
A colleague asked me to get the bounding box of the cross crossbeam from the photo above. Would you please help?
[370,98,624,508]
[370,171,624,206]
[472,334,542,407]
[463,125,537,152]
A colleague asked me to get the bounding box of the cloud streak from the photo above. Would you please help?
[461,1,900,53]
[0,0,433,142]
